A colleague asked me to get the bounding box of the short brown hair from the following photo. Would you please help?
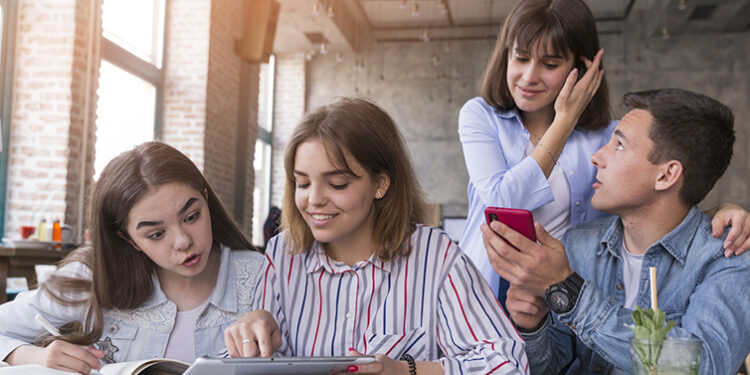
[282,98,428,261]
[624,89,735,205]
[480,0,611,131]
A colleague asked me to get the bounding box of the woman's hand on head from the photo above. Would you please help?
[708,202,750,257]
[223,309,281,358]
[5,341,104,374]
[553,49,605,126]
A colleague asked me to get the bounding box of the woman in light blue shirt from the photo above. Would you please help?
[0,142,264,374]
[459,0,750,306]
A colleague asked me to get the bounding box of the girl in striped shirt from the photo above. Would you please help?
[225,98,528,374]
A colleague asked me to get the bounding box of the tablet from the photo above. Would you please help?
[182,356,377,375]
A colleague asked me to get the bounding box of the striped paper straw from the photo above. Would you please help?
[649,266,658,310]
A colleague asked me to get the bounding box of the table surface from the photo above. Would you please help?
[1,245,71,303]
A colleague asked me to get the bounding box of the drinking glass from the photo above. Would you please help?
[630,337,702,375]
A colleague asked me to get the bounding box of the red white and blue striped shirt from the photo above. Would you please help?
[253,225,529,374]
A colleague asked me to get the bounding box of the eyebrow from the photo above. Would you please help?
[293,170,350,178]
[513,47,565,59]
[614,129,626,140]
[135,197,199,230]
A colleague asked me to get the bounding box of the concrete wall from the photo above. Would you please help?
[306,12,750,217]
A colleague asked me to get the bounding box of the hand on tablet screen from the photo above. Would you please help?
[331,349,403,374]
[223,310,281,358]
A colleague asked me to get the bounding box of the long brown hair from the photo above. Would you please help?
[41,141,254,344]
[480,0,611,131]
[282,98,428,261]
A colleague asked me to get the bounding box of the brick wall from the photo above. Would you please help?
[163,0,259,236]
[270,53,306,208]
[5,0,98,238]
[162,0,210,167]
[204,0,243,211]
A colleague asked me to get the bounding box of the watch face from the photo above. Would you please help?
[550,290,570,310]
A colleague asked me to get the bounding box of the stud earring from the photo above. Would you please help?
[376,191,383,199]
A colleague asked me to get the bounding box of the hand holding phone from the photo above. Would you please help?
[484,207,536,242]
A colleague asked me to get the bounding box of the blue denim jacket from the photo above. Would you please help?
[0,246,264,363]
[523,206,750,374]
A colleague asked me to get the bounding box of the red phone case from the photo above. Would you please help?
[484,207,537,242]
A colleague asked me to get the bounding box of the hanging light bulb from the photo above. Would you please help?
[678,0,687,10]
[305,51,315,61]
[421,28,430,42]
[411,2,420,17]
[327,2,335,18]
[312,1,321,16]
[399,0,407,9]
[661,26,670,39]
[320,41,328,55]
[336,52,343,63]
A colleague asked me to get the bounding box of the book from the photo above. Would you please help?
[0,358,189,375]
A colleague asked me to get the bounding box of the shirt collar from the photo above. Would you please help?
[206,244,237,312]
[598,206,702,265]
[303,241,392,274]
[495,106,522,121]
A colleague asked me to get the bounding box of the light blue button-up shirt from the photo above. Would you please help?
[0,245,264,363]
[457,97,616,297]
[523,207,750,374]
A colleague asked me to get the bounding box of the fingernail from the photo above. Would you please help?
[348,347,355,352]
[725,250,732,258]
[347,366,359,372]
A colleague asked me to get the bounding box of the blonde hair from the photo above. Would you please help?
[282,98,427,261]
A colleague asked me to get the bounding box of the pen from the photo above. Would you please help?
[35,313,61,337]
[36,313,116,364]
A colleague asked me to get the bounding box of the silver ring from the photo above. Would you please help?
[242,338,253,344]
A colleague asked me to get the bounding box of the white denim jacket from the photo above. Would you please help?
[0,245,264,363]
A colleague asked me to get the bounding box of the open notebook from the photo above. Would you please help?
[0,356,376,375]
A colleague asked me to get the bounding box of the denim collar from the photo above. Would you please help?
[598,206,702,266]
[139,244,238,311]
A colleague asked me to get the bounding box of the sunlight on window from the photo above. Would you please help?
[253,140,272,246]
[102,0,164,67]
[94,61,156,179]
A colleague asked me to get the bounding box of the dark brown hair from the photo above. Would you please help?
[623,88,735,206]
[480,0,611,131]
[41,141,254,344]
[282,98,428,261]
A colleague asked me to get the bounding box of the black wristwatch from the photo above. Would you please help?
[544,272,584,314]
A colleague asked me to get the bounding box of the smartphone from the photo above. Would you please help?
[484,207,537,242]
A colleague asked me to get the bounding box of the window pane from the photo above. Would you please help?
[252,140,273,247]
[94,60,156,179]
[258,60,273,133]
[102,0,165,67]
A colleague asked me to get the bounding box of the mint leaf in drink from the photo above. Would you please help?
[626,306,677,374]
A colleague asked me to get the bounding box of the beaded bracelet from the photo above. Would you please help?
[400,353,416,375]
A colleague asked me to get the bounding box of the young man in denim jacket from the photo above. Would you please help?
[480,88,750,374]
